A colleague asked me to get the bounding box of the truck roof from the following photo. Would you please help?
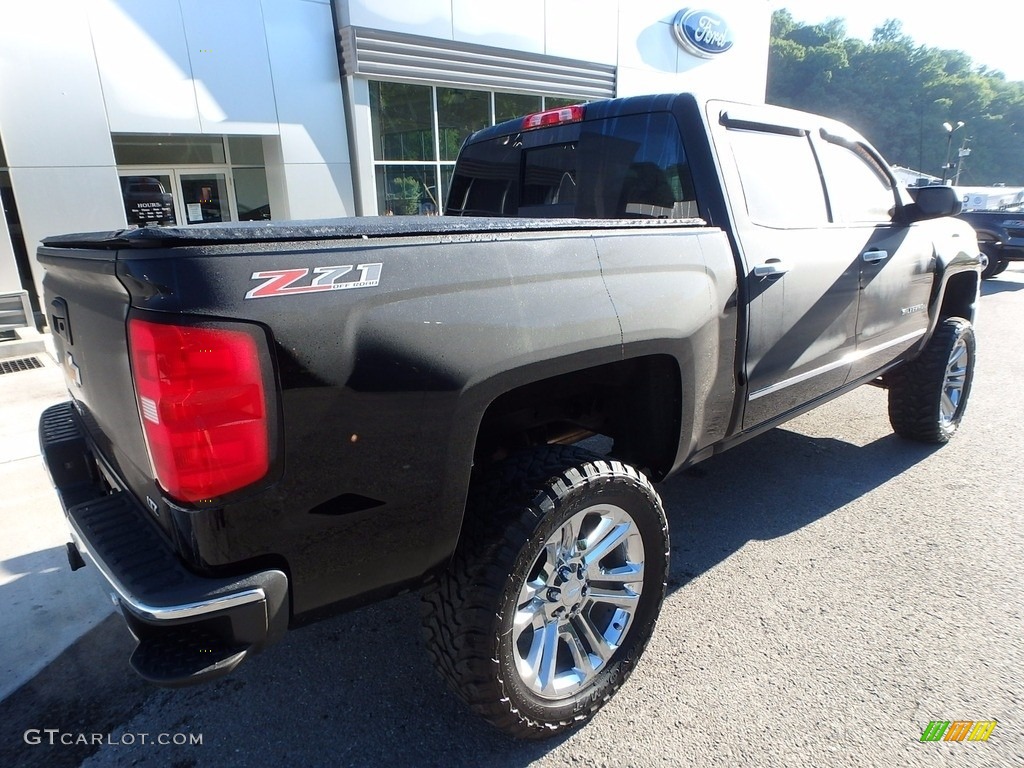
[465,93,685,145]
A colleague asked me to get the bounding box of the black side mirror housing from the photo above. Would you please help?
[905,185,963,221]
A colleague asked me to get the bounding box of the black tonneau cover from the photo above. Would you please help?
[42,215,706,250]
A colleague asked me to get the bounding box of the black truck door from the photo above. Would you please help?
[812,136,935,382]
[716,122,861,428]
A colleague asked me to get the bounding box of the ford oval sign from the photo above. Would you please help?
[673,8,734,59]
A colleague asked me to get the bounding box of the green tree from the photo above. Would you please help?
[768,10,1024,184]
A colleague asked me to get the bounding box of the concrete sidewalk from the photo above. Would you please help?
[0,340,114,701]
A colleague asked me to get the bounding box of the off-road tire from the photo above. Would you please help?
[421,445,669,739]
[887,317,975,443]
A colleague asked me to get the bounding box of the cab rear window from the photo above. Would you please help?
[447,113,699,219]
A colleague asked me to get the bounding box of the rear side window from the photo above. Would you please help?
[447,112,699,219]
[727,128,828,228]
[446,138,519,215]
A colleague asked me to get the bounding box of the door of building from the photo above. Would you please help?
[179,172,231,225]
[118,168,237,227]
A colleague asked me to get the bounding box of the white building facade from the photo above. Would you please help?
[0,0,770,319]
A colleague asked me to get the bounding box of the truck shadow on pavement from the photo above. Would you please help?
[0,427,939,768]
[981,278,1024,296]
[980,266,1024,295]
[659,427,938,593]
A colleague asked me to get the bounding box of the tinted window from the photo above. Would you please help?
[520,143,578,216]
[448,112,698,219]
[727,128,828,227]
[446,137,520,215]
[817,139,895,223]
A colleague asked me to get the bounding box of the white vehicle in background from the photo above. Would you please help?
[955,185,1024,212]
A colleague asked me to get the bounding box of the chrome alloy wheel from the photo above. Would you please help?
[512,503,645,700]
[940,336,969,427]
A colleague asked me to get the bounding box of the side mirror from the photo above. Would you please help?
[906,185,962,221]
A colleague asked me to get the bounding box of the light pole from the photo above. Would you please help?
[954,136,972,185]
[941,121,964,184]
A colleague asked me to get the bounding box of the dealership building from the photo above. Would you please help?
[0,0,770,325]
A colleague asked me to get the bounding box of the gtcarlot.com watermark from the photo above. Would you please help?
[24,729,202,747]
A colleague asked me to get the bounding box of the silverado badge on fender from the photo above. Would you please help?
[245,263,382,299]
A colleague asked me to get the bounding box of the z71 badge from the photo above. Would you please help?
[245,263,382,300]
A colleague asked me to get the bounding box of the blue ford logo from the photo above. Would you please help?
[672,8,734,58]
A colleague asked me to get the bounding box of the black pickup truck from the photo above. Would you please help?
[955,206,1024,279]
[38,93,981,739]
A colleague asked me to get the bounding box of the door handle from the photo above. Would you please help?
[753,259,791,278]
[862,249,889,263]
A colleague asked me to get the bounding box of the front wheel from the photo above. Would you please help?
[980,242,1006,280]
[421,446,669,739]
[887,317,976,443]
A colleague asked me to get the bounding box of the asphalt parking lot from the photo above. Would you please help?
[2,266,1022,768]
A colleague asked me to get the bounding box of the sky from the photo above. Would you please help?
[771,1,1024,83]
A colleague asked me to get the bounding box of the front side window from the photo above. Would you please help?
[817,139,896,223]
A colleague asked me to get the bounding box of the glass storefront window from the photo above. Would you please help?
[495,93,542,124]
[234,167,272,221]
[544,96,586,110]
[113,135,226,165]
[228,136,266,166]
[440,166,456,210]
[180,173,230,224]
[376,165,440,216]
[0,167,38,318]
[437,88,490,162]
[368,81,588,214]
[114,133,272,225]
[120,174,177,225]
[370,81,435,162]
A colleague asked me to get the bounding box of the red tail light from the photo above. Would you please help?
[128,319,270,503]
[522,105,585,130]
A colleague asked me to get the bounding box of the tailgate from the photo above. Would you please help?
[37,243,290,685]
[37,245,158,505]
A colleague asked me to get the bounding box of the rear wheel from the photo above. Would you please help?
[887,317,975,443]
[421,445,669,739]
